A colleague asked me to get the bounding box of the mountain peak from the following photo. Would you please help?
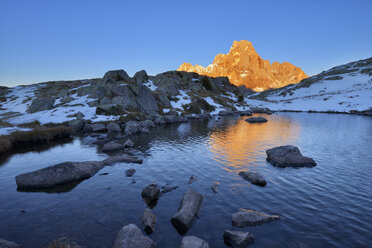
[178,40,308,91]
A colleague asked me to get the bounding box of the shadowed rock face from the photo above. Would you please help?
[266,145,317,167]
[178,40,308,91]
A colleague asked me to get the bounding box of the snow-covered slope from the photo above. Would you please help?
[245,57,372,114]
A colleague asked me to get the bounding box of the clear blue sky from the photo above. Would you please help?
[1,0,371,86]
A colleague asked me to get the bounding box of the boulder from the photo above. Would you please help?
[135,85,159,115]
[125,169,136,177]
[141,184,160,208]
[0,239,20,248]
[232,209,280,227]
[223,230,254,248]
[133,70,149,84]
[103,69,131,82]
[239,171,266,187]
[211,182,220,193]
[266,145,317,168]
[60,96,75,104]
[15,156,142,190]
[124,138,134,147]
[68,118,85,132]
[96,104,126,115]
[103,142,124,152]
[179,236,210,248]
[245,117,268,123]
[125,121,140,134]
[27,97,55,113]
[90,123,106,132]
[140,120,155,129]
[171,189,205,234]
[107,122,121,132]
[141,208,157,234]
[113,224,156,248]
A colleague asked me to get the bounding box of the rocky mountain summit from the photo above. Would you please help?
[178,40,308,92]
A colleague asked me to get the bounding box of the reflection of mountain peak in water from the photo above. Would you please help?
[208,115,301,171]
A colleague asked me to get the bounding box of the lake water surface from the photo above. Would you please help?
[0,113,371,247]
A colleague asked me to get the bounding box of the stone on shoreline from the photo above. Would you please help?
[102,142,124,152]
[180,236,210,248]
[239,171,266,187]
[107,122,121,132]
[141,208,157,234]
[245,117,268,123]
[113,224,156,248]
[232,209,280,227]
[266,145,316,167]
[188,175,199,184]
[223,230,254,248]
[171,189,205,234]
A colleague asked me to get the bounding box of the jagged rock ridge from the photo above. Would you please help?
[178,40,308,92]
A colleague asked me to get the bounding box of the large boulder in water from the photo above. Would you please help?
[223,230,254,248]
[113,224,156,248]
[141,184,160,208]
[266,145,317,167]
[239,171,266,187]
[141,208,157,234]
[179,236,210,248]
[103,69,131,82]
[27,97,55,113]
[232,209,280,227]
[171,189,205,234]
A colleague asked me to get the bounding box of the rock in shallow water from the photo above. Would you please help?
[232,209,280,227]
[223,230,254,248]
[266,145,316,168]
[125,169,136,177]
[211,181,220,193]
[238,171,266,187]
[171,189,205,234]
[188,175,199,184]
[113,224,156,248]
[103,142,124,152]
[141,208,157,234]
[179,236,210,248]
[141,184,160,208]
[245,117,268,123]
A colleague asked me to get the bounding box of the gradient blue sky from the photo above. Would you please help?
[1,0,371,86]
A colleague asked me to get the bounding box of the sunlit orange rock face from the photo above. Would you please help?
[178,40,308,92]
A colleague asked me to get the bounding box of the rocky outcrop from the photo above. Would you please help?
[113,224,156,248]
[245,117,268,123]
[179,236,210,248]
[223,230,254,248]
[178,40,308,91]
[103,70,131,83]
[171,189,205,234]
[27,96,55,113]
[0,239,20,248]
[232,209,280,227]
[15,156,142,190]
[266,145,317,167]
[133,70,149,84]
[239,171,266,187]
[141,208,157,234]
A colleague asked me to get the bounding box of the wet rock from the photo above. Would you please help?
[239,171,266,187]
[232,209,280,227]
[113,224,156,248]
[125,121,140,134]
[125,169,136,177]
[223,230,254,248]
[171,189,205,234]
[180,236,210,248]
[245,117,268,123]
[103,69,131,83]
[27,96,55,113]
[90,123,106,132]
[0,239,20,248]
[161,184,178,193]
[188,175,199,184]
[141,184,160,208]
[99,172,109,176]
[124,138,134,147]
[107,122,121,132]
[266,145,316,168]
[141,208,157,234]
[15,155,142,189]
[103,142,124,152]
[239,110,253,116]
[211,182,220,193]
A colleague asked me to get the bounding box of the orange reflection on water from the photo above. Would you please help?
[207,115,301,172]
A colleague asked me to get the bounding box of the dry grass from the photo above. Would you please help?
[45,238,82,248]
[0,126,73,155]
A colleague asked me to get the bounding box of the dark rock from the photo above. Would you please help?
[99,173,109,176]
[0,239,20,248]
[141,184,160,208]
[211,182,220,193]
[188,175,199,184]
[103,142,124,152]
[68,118,85,132]
[171,189,205,234]
[113,224,156,248]
[96,104,126,115]
[27,97,55,113]
[123,138,134,147]
[125,169,136,177]
[266,145,316,167]
[103,155,142,164]
[140,127,150,133]
[107,122,121,132]
[223,230,254,248]
[239,110,253,116]
[133,70,149,84]
[140,120,155,129]
[161,184,178,193]
[245,117,268,123]
[232,209,280,227]
[90,123,106,132]
[141,208,157,234]
[239,171,266,187]
[179,236,210,248]
[125,121,140,134]
[135,85,159,115]
[103,70,131,83]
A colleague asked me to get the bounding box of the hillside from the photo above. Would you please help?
[245,57,372,114]
[178,40,308,91]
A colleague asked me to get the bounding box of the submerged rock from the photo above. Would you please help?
[245,117,268,123]
[0,239,20,248]
[102,142,124,152]
[125,169,136,177]
[113,224,156,248]
[141,208,157,234]
[179,236,210,248]
[211,181,220,193]
[188,175,199,184]
[171,189,205,234]
[141,184,160,208]
[239,171,266,187]
[223,230,254,248]
[266,145,316,167]
[161,184,178,193]
[232,209,280,227]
